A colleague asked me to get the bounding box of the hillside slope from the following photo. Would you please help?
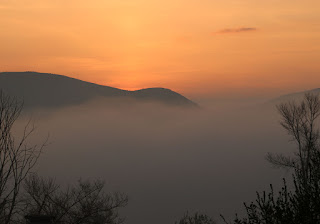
[0,72,198,109]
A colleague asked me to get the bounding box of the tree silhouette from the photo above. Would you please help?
[0,90,128,224]
[176,212,215,224]
[0,90,45,224]
[223,93,320,224]
[22,174,128,224]
[267,93,320,188]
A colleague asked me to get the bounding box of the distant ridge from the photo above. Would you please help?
[0,72,198,109]
[270,88,320,104]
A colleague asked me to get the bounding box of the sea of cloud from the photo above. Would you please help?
[13,98,295,224]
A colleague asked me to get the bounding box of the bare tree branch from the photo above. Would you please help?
[271,92,320,189]
[23,174,128,224]
[0,90,44,223]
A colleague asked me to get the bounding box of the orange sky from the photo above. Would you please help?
[1,0,320,99]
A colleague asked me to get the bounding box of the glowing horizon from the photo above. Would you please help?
[1,0,320,98]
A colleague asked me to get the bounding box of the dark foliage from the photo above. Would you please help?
[22,174,128,224]
[224,93,320,224]
[176,212,215,224]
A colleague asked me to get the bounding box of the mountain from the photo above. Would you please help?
[0,72,198,109]
[271,88,320,104]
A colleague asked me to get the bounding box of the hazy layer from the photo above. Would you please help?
[14,99,294,224]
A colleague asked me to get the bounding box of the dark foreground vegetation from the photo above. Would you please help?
[1,88,320,224]
[0,90,127,224]
[222,93,320,224]
[176,93,320,224]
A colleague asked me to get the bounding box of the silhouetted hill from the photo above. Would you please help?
[270,88,320,104]
[0,72,198,109]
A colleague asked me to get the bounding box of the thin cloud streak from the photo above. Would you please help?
[215,27,258,34]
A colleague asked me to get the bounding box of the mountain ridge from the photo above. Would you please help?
[0,72,198,109]
[270,88,320,104]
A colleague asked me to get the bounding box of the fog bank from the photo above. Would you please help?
[14,99,293,224]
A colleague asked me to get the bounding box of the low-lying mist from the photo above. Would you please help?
[14,98,294,224]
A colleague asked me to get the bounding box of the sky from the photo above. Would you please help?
[1,0,320,99]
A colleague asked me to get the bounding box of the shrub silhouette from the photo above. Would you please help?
[223,93,320,224]
[176,212,215,224]
[22,174,128,224]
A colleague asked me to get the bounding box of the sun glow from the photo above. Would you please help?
[1,0,320,98]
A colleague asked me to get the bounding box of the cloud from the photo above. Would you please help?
[21,99,285,224]
[215,27,258,34]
